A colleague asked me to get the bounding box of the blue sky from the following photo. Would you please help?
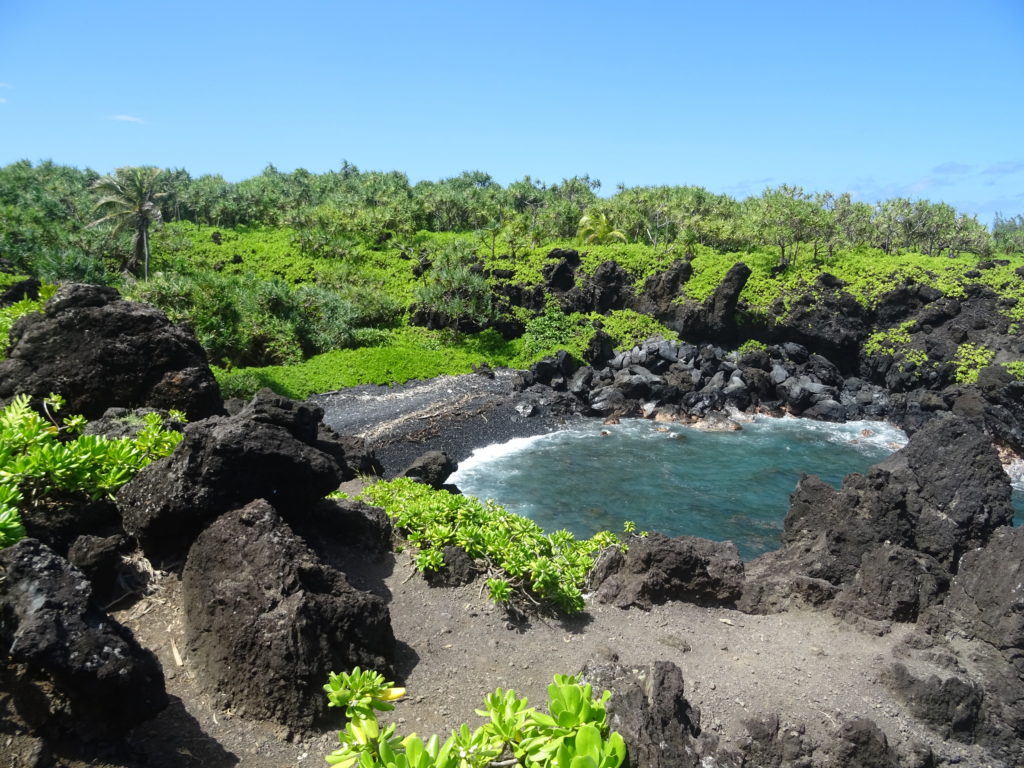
[1,0,1022,223]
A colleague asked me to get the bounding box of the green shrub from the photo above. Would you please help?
[413,240,499,329]
[324,669,625,768]
[595,309,677,349]
[359,478,627,615]
[0,284,56,361]
[1003,361,1024,381]
[953,343,995,384]
[0,394,184,548]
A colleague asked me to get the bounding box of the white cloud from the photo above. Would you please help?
[0,97,6,104]
[0,83,11,89]
[109,114,144,123]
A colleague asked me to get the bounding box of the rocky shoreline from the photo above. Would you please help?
[1,282,1023,768]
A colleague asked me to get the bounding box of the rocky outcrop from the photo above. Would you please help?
[762,274,872,372]
[402,449,458,489]
[580,661,702,768]
[118,389,348,563]
[181,499,395,730]
[740,414,1013,615]
[591,533,744,610]
[672,262,751,344]
[0,283,222,420]
[630,259,693,322]
[0,539,167,741]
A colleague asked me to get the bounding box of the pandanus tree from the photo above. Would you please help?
[90,166,166,279]
[577,211,627,245]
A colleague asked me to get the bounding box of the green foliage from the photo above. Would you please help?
[325,671,625,768]
[413,240,499,330]
[952,343,995,384]
[737,339,767,354]
[594,309,677,350]
[214,328,518,400]
[514,300,592,366]
[359,478,624,615]
[1002,361,1024,381]
[0,394,184,548]
[0,284,56,359]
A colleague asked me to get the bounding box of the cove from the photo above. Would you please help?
[451,417,1024,560]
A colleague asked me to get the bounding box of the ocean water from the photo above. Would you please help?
[451,416,1024,560]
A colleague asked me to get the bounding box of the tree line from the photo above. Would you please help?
[0,159,1018,282]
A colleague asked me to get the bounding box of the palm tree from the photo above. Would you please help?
[577,211,627,245]
[90,166,166,279]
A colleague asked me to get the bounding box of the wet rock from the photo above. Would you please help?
[118,390,347,563]
[402,450,458,489]
[0,283,222,420]
[593,532,744,609]
[581,661,701,768]
[182,500,394,730]
[0,539,167,741]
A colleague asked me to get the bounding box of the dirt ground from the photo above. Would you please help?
[31,543,985,768]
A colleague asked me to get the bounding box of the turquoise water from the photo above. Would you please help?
[451,417,1024,560]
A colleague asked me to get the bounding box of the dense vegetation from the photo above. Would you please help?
[0,394,184,548]
[2,159,1024,397]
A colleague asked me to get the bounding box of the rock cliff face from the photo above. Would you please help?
[0,283,222,420]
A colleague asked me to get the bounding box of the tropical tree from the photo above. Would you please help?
[577,211,627,244]
[90,166,166,278]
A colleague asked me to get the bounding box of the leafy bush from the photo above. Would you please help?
[953,343,995,384]
[1003,361,1024,381]
[413,240,499,331]
[594,309,677,350]
[359,478,626,614]
[513,300,593,366]
[324,669,625,768]
[0,283,56,361]
[0,394,184,548]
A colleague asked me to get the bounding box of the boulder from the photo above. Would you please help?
[884,663,982,742]
[0,283,222,420]
[118,389,347,563]
[580,661,701,768]
[593,532,744,609]
[401,450,458,489]
[0,539,166,741]
[559,261,634,314]
[631,259,693,322]
[182,500,395,730]
[423,545,477,587]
